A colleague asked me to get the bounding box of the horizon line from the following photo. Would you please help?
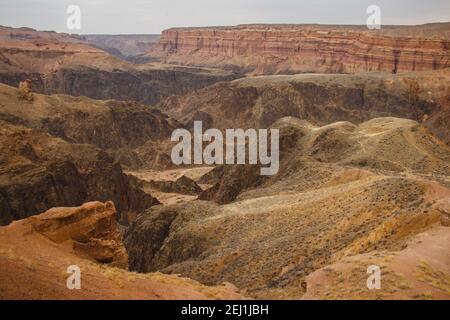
[2,21,449,36]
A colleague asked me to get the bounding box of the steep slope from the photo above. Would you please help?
[125,117,450,299]
[201,117,450,204]
[0,26,239,105]
[160,69,450,144]
[0,83,178,169]
[0,120,158,226]
[0,201,244,299]
[150,23,450,75]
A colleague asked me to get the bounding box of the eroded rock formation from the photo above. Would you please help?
[0,201,244,299]
[17,79,33,101]
[30,201,128,267]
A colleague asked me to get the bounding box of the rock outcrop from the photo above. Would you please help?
[146,175,203,196]
[29,201,128,267]
[198,165,262,204]
[150,23,450,75]
[17,79,33,101]
[0,201,245,299]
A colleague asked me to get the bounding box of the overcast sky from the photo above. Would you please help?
[1,0,449,34]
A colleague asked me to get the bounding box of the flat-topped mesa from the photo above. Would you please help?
[151,24,450,74]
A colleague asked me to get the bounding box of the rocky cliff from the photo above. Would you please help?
[151,24,450,75]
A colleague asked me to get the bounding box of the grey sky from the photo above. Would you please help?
[0,0,449,34]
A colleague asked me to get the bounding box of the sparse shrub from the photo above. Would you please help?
[17,79,34,102]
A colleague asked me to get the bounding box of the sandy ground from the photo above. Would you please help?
[303,227,450,300]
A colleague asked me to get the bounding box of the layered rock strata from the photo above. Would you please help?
[151,24,450,75]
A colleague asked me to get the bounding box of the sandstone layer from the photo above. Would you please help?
[150,23,450,75]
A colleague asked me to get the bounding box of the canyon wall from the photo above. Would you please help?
[0,26,238,105]
[151,24,450,75]
[0,120,159,226]
[0,47,238,105]
[0,83,176,225]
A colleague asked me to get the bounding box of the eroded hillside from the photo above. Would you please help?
[160,69,450,144]
[125,117,450,299]
[0,83,179,169]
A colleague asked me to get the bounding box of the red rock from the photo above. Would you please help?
[151,24,450,75]
[29,201,128,267]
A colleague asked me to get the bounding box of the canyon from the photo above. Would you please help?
[0,26,238,105]
[84,34,161,61]
[0,24,449,300]
[126,117,450,298]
